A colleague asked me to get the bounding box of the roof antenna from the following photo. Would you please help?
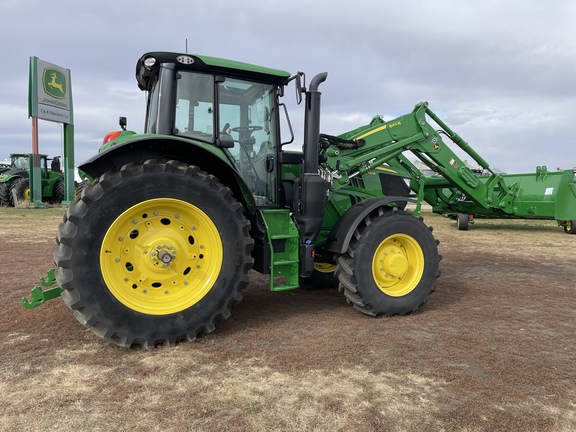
[185,38,188,53]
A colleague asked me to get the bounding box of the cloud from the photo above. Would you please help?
[2,0,575,173]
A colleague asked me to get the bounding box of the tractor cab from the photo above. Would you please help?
[3,153,49,178]
[137,52,292,207]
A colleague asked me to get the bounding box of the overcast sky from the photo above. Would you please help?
[3,0,575,174]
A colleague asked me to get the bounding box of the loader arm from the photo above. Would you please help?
[324,102,516,214]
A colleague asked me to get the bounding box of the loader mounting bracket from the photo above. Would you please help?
[21,268,63,309]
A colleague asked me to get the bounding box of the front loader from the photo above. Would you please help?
[24,51,573,347]
[330,105,576,234]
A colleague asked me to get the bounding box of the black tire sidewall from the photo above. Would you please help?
[0,180,14,205]
[53,178,65,203]
[457,213,469,231]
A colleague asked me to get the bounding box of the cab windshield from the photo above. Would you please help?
[174,71,278,206]
[12,155,30,170]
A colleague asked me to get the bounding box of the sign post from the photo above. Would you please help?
[28,57,74,206]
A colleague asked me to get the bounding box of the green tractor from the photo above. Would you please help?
[0,153,65,206]
[51,52,444,347]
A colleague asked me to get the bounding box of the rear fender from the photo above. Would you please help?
[0,172,27,183]
[323,196,415,254]
[78,136,257,212]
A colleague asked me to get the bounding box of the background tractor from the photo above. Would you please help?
[29,51,573,348]
[0,153,65,207]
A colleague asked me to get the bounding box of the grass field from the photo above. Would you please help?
[1,207,575,431]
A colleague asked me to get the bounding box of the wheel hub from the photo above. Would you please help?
[382,247,408,278]
[152,245,176,267]
[372,234,425,297]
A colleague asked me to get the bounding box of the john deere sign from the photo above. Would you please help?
[29,57,73,124]
[28,56,75,206]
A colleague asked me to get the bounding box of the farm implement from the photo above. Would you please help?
[423,165,576,232]
[21,51,576,347]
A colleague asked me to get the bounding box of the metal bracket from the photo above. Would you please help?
[21,268,63,309]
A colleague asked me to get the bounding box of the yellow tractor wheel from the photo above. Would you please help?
[336,208,440,316]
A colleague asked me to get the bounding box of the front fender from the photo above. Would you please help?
[323,196,415,254]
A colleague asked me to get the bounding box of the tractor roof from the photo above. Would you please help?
[136,51,292,91]
[10,153,48,157]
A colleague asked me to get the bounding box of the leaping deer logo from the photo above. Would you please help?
[43,68,66,99]
[48,73,64,95]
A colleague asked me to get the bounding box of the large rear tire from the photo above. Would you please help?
[52,178,65,204]
[0,180,15,206]
[336,208,440,316]
[54,160,254,348]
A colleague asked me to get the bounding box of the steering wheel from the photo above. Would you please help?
[231,126,263,134]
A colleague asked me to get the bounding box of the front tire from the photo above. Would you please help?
[54,160,254,348]
[336,208,440,316]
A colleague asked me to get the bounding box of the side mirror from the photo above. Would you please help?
[288,72,306,105]
[119,116,127,131]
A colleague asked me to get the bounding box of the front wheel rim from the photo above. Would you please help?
[372,233,424,297]
[100,198,223,315]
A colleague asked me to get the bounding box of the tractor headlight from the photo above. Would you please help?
[143,57,156,69]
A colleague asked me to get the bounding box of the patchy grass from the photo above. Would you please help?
[0,207,65,243]
[1,207,575,431]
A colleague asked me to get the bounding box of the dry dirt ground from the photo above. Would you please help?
[1,207,575,431]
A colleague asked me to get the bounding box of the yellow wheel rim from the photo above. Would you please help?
[314,262,337,273]
[372,233,424,297]
[100,198,223,315]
